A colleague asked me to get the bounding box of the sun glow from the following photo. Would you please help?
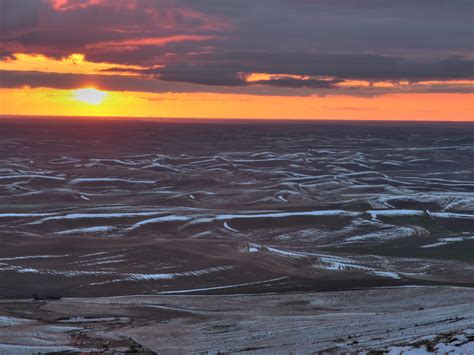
[1,87,472,121]
[73,88,107,105]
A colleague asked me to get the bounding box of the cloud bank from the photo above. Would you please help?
[1,0,473,95]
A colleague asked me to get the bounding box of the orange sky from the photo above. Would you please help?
[1,87,472,121]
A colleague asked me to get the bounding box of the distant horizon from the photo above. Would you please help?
[1,114,473,125]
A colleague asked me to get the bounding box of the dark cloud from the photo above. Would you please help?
[145,53,474,86]
[249,78,341,89]
[2,69,472,97]
[0,0,472,93]
[178,0,473,56]
[0,0,230,60]
[0,0,40,34]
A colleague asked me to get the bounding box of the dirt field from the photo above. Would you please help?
[0,286,473,353]
[0,118,473,352]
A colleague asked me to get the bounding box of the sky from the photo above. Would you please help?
[0,0,473,120]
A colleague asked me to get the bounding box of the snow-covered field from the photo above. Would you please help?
[0,119,473,297]
[0,286,472,353]
[0,118,473,352]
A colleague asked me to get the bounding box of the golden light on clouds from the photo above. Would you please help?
[0,53,144,75]
[244,73,312,82]
[73,88,107,105]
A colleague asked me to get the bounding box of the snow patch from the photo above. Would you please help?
[224,222,239,233]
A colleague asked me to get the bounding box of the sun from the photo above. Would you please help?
[73,88,107,105]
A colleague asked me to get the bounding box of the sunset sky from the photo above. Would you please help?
[0,0,473,120]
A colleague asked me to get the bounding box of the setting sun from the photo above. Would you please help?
[73,88,107,105]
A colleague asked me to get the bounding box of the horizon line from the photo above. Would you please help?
[1,114,473,125]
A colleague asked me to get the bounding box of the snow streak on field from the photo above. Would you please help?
[0,119,473,297]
